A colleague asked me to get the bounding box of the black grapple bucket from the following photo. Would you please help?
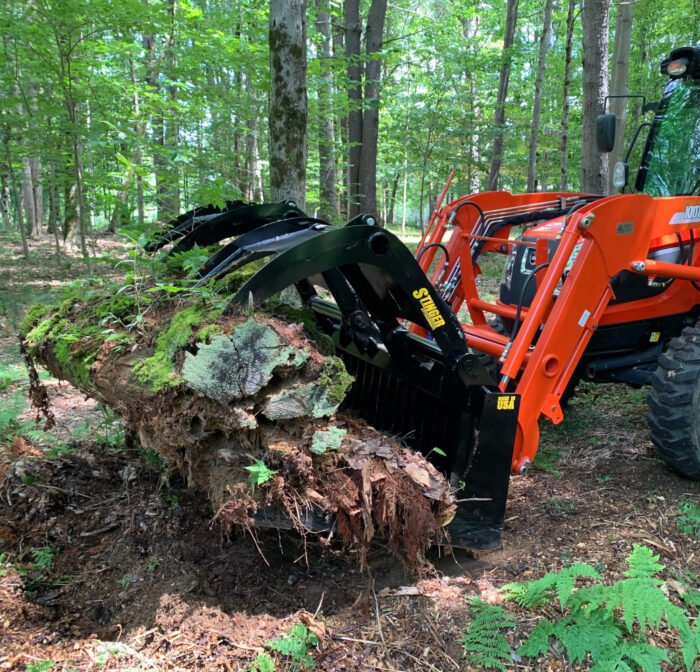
[151,205,518,549]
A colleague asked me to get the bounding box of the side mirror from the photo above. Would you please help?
[612,161,629,190]
[596,113,616,152]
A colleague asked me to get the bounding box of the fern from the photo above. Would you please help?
[505,562,601,608]
[508,545,699,671]
[461,598,515,671]
[623,545,665,580]
[268,623,318,669]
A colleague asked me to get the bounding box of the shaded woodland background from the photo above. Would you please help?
[0,0,698,259]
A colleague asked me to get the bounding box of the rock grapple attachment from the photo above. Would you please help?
[146,203,519,550]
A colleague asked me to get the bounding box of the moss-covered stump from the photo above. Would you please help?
[20,289,456,567]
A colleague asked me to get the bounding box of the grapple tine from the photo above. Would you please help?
[193,217,331,286]
[143,200,308,254]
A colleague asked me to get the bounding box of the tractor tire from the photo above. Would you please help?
[647,324,700,480]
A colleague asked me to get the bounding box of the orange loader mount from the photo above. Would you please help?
[146,46,700,550]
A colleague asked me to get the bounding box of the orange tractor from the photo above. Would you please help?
[148,46,700,549]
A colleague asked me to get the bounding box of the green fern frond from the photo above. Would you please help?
[616,580,680,632]
[517,618,560,658]
[461,598,515,671]
[504,563,601,609]
[679,620,700,672]
[624,545,665,581]
[618,640,669,672]
[557,612,623,664]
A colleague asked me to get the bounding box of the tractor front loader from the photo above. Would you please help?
[148,46,700,550]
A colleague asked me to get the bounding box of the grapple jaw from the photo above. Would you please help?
[151,209,519,550]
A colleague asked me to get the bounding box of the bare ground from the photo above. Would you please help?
[0,236,698,671]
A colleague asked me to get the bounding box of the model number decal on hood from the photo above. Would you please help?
[669,206,700,225]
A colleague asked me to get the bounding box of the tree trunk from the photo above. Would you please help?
[130,57,145,226]
[30,156,43,233]
[21,157,36,235]
[0,177,9,232]
[357,0,387,221]
[315,0,337,222]
[344,0,362,217]
[332,22,346,220]
[268,0,308,208]
[488,0,519,191]
[527,0,554,193]
[401,155,408,234]
[580,0,609,194]
[3,126,29,257]
[560,0,576,191]
[22,293,455,568]
[608,0,634,193]
[387,172,399,226]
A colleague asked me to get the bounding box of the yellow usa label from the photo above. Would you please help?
[497,395,516,411]
[412,287,446,330]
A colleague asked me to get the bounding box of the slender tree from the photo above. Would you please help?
[527,0,554,192]
[488,0,519,191]
[314,0,337,221]
[580,0,609,194]
[268,0,308,207]
[560,0,577,191]
[608,0,634,193]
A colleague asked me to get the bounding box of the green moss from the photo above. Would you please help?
[132,351,181,392]
[155,306,204,359]
[319,356,354,405]
[53,338,96,388]
[95,292,138,319]
[20,304,52,336]
[195,323,223,343]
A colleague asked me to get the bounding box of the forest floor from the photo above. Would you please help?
[0,234,698,672]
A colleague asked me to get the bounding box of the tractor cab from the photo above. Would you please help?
[601,45,700,196]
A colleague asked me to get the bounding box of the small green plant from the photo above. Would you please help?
[461,598,515,671]
[245,459,277,490]
[506,545,700,671]
[26,661,53,672]
[140,447,166,471]
[267,623,318,669]
[542,496,576,519]
[146,558,160,572]
[32,546,59,571]
[0,552,12,577]
[596,475,612,483]
[247,652,275,672]
[533,446,562,476]
[160,493,179,507]
[677,500,700,536]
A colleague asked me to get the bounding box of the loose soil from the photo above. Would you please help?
[0,236,698,671]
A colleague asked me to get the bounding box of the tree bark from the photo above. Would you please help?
[608,0,634,193]
[387,172,399,226]
[580,0,609,194]
[527,0,554,192]
[21,158,36,236]
[488,0,519,191]
[268,0,308,208]
[357,0,387,220]
[2,124,29,256]
[344,0,362,217]
[560,0,576,191]
[315,0,337,222]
